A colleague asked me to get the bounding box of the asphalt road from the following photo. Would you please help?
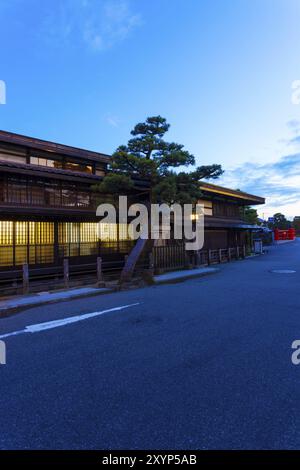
[1,241,300,450]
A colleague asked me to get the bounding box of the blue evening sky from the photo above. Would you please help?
[1,0,300,217]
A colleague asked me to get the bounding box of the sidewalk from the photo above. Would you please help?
[0,286,112,316]
[0,267,219,316]
[153,267,219,285]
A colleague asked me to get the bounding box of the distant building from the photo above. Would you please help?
[197,181,264,249]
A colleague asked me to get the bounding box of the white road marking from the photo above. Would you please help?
[0,303,140,340]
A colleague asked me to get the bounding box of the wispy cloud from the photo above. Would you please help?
[217,145,300,219]
[208,120,300,218]
[42,0,142,51]
[287,119,300,132]
[105,115,120,127]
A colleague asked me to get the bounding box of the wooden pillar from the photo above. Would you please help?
[149,252,154,276]
[64,258,69,289]
[236,246,240,259]
[96,257,104,286]
[26,221,30,266]
[23,263,29,295]
[184,251,190,268]
[54,222,59,265]
[218,249,222,264]
[228,247,231,262]
[208,249,212,265]
[243,245,246,258]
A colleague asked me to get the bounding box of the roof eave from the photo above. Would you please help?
[199,182,265,205]
[0,130,111,164]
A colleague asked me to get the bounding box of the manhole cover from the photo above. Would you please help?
[270,269,296,274]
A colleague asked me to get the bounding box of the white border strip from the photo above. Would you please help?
[0,303,140,339]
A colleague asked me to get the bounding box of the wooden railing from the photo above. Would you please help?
[0,245,250,296]
[152,244,187,272]
[0,257,127,298]
[152,245,247,273]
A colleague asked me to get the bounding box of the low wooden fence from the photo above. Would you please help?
[152,244,187,271]
[152,245,247,273]
[0,245,249,296]
[0,257,125,298]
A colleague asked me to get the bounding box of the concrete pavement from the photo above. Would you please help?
[0,286,112,315]
[0,266,219,315]
[153,266,219,284]
[0,240,300,449]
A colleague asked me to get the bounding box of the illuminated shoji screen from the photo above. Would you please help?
[0,221,54,267]
[98,223,134,241]
[80,223,98,242]
[58,222,99,257]
[0,221,13,245]
[0,221,14,267]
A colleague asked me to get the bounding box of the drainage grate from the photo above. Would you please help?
[270,269,296,274]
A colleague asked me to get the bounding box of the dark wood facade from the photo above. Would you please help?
[0,131,139,277]
[197,182,265,250]
[0,130,265,281]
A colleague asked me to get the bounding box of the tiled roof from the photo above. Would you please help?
[0,130,110,164]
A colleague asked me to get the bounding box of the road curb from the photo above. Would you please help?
[153,267,219,285]
[0,268,220,317]
[0,287,114,318]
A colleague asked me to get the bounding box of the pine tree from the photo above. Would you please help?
[93,116,223,204]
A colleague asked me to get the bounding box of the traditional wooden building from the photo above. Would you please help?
[198,182,264,249]
[0,130,146,282]
[0,130,265,284]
